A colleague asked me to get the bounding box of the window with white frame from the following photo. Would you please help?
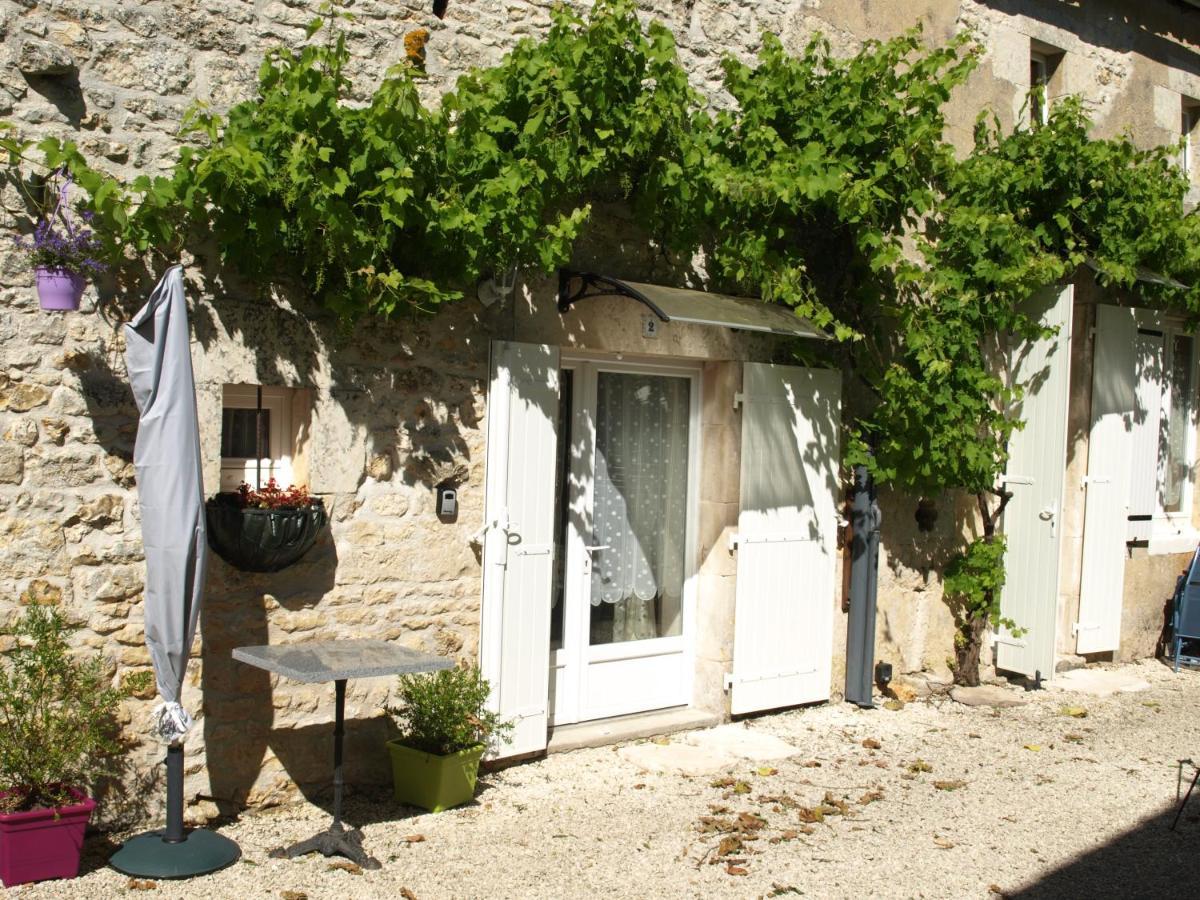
[1029,42,1063,128]
[1125,315,1197,542]
[1181,97,1200,178]
[220,385,295,492]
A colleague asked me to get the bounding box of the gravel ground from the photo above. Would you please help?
[9,659,1200,900]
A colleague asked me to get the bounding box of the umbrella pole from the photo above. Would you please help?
[164,744,184,843]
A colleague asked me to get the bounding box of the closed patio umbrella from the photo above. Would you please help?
[109,265,240,878]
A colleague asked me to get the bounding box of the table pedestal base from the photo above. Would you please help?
[269,822,381,869]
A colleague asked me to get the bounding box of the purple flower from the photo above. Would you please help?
[14,206,109,275]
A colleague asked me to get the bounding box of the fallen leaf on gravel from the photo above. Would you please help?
[934,780,967,791]
[822,792,849,814]
[709,804,731,814]
[327,861,363,875]
[1023,744,1043,752]
[1064,733,1084,743]
[756,766,778,776]
[988,885,1005,897]
[401,890,418,900]
[717,835,744,857]
[933,837,955,849]
[968,733,981,739]
[402,834,426,843]
[908,759,933,773]
[737,812,767,831]
[797,806,825,824]
[726,863,749,876]
[1142,700,1160,709]
[769,884,804,896]
[862,738,882,749]
[711,777,736,788]
[128,880,157,891]
[801,759,822,768]
[633,783,646,789]
[732,780,751,794]
[1060,706,1088,718]
[281,892,307,900]
[859,790,885,805]
[883,699,905,711]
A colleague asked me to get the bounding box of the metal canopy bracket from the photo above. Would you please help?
[557,271,669,322]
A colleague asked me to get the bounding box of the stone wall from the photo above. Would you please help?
[2,0,1200,823]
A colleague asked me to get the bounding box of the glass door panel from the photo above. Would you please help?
[588,371,690,646]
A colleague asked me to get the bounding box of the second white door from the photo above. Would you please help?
[549,359,699,726]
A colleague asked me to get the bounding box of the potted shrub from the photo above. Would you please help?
[0,604,126,887]
[205,479,328,573]
[11,171,107,312]
[386,664,512,813]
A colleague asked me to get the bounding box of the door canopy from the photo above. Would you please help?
[557,271,829,339]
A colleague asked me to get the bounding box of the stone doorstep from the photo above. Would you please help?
[546,707,723,755]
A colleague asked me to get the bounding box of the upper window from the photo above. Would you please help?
[1029,42,1064,128]
[1126,315,1197,541]
[220,385,295,492]
[1181,97,1200,179]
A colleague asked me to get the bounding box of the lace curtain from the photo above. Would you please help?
[590,372,690,644]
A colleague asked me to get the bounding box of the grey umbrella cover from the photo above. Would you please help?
[123,265,207,744]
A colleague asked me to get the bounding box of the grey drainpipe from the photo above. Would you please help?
[845,464,882,708]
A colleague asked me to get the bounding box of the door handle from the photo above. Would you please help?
[581,544,610,576]
[1038,503,1057,538]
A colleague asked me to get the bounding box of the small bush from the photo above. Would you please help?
[389,664,511,756]
[0,605,126,813]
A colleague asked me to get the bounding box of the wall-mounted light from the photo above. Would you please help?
[476,267,518,308]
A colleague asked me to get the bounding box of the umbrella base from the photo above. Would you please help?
[109,828,241,879]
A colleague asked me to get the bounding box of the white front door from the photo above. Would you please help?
[549,359,699,725]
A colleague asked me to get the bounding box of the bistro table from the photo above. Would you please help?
[232,640,452,868]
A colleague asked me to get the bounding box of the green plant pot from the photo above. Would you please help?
[385,741,485,813]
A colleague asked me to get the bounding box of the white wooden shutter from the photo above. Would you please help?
[996,285,1073,680]
[1077,305,1136,654]
[729,363,841,715]
[1126,327,1164,541]
[480,341,560,757]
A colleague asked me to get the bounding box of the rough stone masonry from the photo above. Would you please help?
[0,0,1197,825]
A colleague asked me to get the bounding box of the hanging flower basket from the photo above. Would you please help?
[34,266,86,311]
[205,486,328,573]
[13,170,107,314]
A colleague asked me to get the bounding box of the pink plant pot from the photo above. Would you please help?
[0,789,95,887]
[34,266,86,311]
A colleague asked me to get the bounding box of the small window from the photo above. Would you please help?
[1181,98,1200,178]
[1029,42,1064,128]
[1126,318,1198,540]
[220,385,295,492]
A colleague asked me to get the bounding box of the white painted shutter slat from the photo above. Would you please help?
[480,341,560,757]
[996,285,1073,680]
[730,363,841,715]
[1077,306,1136,654]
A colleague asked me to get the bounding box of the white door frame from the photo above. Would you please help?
[551,352,701,725]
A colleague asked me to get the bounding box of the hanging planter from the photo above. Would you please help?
[205,482,327,573]
[34,266,86,311]
[12,170,107,314]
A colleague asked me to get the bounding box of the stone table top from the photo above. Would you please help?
[232,640,453,684]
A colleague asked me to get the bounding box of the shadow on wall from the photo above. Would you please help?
[975,0,1200,73]
[199,539,338,816]
[1009,796,1200,898]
